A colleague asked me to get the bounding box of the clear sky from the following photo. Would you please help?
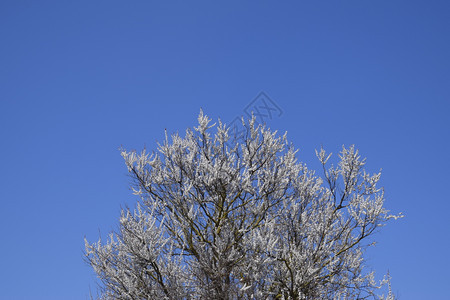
[1,1,449,299]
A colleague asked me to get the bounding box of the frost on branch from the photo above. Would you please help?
[85,110,402,299]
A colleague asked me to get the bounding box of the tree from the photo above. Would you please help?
[85,110,402,299]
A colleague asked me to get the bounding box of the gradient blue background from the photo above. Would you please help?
[1,1,449,299]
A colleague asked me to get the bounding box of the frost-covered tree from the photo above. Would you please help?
[85,110,401,299]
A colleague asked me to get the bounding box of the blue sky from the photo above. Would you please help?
[1,1,449,299]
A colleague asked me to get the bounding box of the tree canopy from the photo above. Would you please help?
[85,110,401,299]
